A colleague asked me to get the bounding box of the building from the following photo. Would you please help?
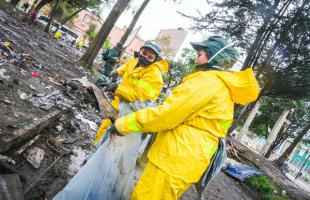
[66,10,144,56]
[276,140,310,174]
[155,28,188,59]
[67,10,103,41]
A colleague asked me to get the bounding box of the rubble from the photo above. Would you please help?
[68,147,88,176]
[15,135,41,156]
[23,147,45,169]
[0,68,10,80]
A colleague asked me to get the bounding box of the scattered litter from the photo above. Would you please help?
[68,147,87,176]
[224,163,261,181]
[15,122,33,127]
[29,84,37,90]
[56,124,63,132]
[47,139,70,155]
[48,77,62,86]
[75,112,98,132]
[1,97,13,105]
[70,78,114,118]
[23,147,45,169]
[32,62,43,69]
[15,135,41,156]
[19,93,28,100]
[0,68,10,80]
[0,154,16,165]
[28,90,62,110]
[31,72,39,78]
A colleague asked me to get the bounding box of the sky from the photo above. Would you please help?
[100,0,213,57]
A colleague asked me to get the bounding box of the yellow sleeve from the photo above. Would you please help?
[115,73,222,134]
[116,57,135,77]
[115,67,163,102]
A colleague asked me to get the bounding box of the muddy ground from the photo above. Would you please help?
[0,7,309,200]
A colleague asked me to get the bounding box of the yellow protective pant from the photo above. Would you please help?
[131,162,192,200]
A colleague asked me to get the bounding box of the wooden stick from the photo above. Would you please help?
[24,155,63,194]
[15,135,41,156]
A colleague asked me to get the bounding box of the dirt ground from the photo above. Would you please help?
[0,7,309,200]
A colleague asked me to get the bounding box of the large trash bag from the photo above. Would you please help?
[53,100,155,200]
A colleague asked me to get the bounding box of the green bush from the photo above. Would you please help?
[249,175,276,194]
[0,0,14,9]
[248,175,286,200]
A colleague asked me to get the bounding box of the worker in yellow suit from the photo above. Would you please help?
[53,31,62,39]
[94,40,169,145]
[112,36,259,199]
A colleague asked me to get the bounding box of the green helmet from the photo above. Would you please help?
[141,40,161,57]
[114,42,123,51]
[190,36,238,69]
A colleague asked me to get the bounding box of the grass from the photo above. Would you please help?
[248,175,287,200]
[0,0,14,10]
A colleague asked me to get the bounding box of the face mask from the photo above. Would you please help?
[138,54,153,66]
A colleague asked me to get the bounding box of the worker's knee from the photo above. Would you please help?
[131,162,191,200]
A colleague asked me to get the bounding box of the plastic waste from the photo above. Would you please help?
[54,100,156,200]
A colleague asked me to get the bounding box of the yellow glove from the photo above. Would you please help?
[93,118,112,145]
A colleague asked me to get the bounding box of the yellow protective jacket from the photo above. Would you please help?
[115,68,259,183]
[111,56,169,110]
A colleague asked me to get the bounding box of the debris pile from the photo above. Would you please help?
[0,9,110,200]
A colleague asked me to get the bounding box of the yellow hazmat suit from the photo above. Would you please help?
[94,56,168,145]
[115,68,259,199]
[111,56,169,111]
[53,31,62,39]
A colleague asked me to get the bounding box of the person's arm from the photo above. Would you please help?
[115,73,222,134]
[116,57,136,77]
[102,50,109,61]
[115,67,163,102]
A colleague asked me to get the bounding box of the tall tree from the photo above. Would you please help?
[118,0,150,45]
[274,122,310,165]
[250,97,309,158]
[80,0,131,69]
[179,0,310,133]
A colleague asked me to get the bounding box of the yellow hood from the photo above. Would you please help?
[153,59,169,73]
[209,68,259,105]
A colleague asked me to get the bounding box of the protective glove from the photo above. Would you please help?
[109,124,123,136]
[109,70,118,79]
[106,82,118,92]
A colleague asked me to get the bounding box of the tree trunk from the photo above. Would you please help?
[274,122,310,166]
[118,0,150,45]
[80,0,130,69]
[236,100,261,141]
[260,108,291,157]
[45,0,60,33]
[265,126,288,159]
[62,7,85,25]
